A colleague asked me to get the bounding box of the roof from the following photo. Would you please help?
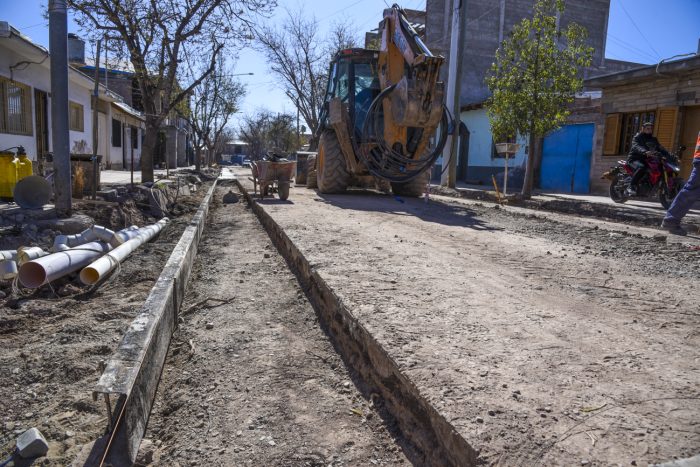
[584,54,700,88]
[0,21,123,103]
[111,101,145,122]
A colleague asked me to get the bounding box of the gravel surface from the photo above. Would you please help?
[142,183,410,466]
[236,171,699,466]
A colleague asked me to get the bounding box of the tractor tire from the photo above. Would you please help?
[318,130,350,194]
[391,171,429,198]
[306,155,318,189]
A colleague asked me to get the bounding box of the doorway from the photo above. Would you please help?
[540,123,594,193]
[456,122,470,182]
[679,106,700,179]
[34,89,48,173]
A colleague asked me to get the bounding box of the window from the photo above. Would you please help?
[69,101,84,132]
[0,76,32,135]
[112,118,122,147]
[131,126,139,149]
[602,108,678,156]
[619,111,655,155]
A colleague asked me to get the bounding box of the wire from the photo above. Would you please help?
[358,84,450,182]
[617,0,661,60]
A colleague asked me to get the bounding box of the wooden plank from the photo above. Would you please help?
[88,179,218,465]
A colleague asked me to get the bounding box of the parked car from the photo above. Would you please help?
[242,159,252,168]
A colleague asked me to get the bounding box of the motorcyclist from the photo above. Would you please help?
[626,121,670,196]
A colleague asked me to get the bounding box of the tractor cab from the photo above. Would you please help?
[319,48,381,141]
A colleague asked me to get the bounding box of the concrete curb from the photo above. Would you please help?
[235,180,476,466]
[87,178,218,465]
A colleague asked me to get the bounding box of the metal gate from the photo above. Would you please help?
[540,123,594,193]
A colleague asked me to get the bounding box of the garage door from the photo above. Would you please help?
[540,123,594,193]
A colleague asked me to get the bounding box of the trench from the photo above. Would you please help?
[235,179,477,467]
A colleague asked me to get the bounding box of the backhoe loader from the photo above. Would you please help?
[309,4,449,197]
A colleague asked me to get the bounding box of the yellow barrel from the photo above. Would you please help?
[16,151,33,181]
[0,151,18,198]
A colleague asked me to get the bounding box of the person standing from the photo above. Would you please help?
[661,131,700,235]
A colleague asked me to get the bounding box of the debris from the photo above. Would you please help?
[476,416,484,423]
[16,427,49,459]
[223,190,239,204]
[580,403,607,413]
[206,322,214,330]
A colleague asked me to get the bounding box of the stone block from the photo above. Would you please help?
[97,189,119,202]
[16,427,49,459]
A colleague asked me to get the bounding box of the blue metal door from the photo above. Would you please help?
[540,123,594,193]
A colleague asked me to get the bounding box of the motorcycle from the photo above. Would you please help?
[602,145,685,209]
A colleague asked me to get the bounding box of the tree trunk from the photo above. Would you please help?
[522,127,537,199]
[141,118,159,183]
[195,147,202,171]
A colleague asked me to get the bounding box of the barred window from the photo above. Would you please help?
[69,101,84,132]
[0,76,32,136]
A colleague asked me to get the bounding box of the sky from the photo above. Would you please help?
[2,0,699,131]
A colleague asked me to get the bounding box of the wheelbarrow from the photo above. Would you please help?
[250,160,297,200]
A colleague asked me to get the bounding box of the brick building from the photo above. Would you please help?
[424,0,641,187]
[585,55,700,194]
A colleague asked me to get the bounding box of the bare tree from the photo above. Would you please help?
[238,110,297,159]
[255,10,359,148]
[185,55,246,169]
[69,0,274,182]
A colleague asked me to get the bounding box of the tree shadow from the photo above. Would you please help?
[312,189,500,231]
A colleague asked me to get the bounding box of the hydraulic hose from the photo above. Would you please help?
[359,84,450,183]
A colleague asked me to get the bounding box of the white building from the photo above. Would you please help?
[0,21,144,171]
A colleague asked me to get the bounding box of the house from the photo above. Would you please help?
[0,22,144,173]
[424,0,641,188]
[68,34,191,169]
[585,54,700,194]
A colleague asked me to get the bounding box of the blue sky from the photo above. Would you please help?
[3,0,699,129]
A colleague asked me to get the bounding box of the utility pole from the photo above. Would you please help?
[91,39,101,200]
[440,0,467,188]
[49,0,71,216]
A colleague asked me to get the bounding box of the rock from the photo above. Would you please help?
[488,410,496,416]
[16,427,49,459]
[476,416,484,423]
[263,253,271,259]
[223,191,239,204]
[97,189,119,202]
[206,322,214,330]
[58,283,82,297]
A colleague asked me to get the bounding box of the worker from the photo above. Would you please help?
[627,122,670,196]
[661,130,700,235]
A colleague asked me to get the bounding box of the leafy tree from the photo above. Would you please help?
[485,0,592,198]
[69,0,274,182]
[255,11,358,149]
[238,110,297,158]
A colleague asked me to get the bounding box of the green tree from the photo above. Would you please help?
[485,0,593,198]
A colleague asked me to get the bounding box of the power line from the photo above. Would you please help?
[606,35,658,63]
[616,0,661,60]
[319,0,371,21]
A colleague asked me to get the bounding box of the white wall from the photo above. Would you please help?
[0,40,94,161]
[106,111,143,169]
[461,108,527,168]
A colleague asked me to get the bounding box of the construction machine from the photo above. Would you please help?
[310,4,449,197]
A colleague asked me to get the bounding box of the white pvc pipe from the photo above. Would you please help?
[0,250,17,261]
[80,219,169,285]
[0,250,18,280]
[17,246,49,265]
[18,241,112,288]
[52,225,137,252]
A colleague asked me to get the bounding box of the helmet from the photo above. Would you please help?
[642,121,653,128]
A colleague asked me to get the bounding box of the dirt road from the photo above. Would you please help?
[236,175,699,466]
[143,183,411,466]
